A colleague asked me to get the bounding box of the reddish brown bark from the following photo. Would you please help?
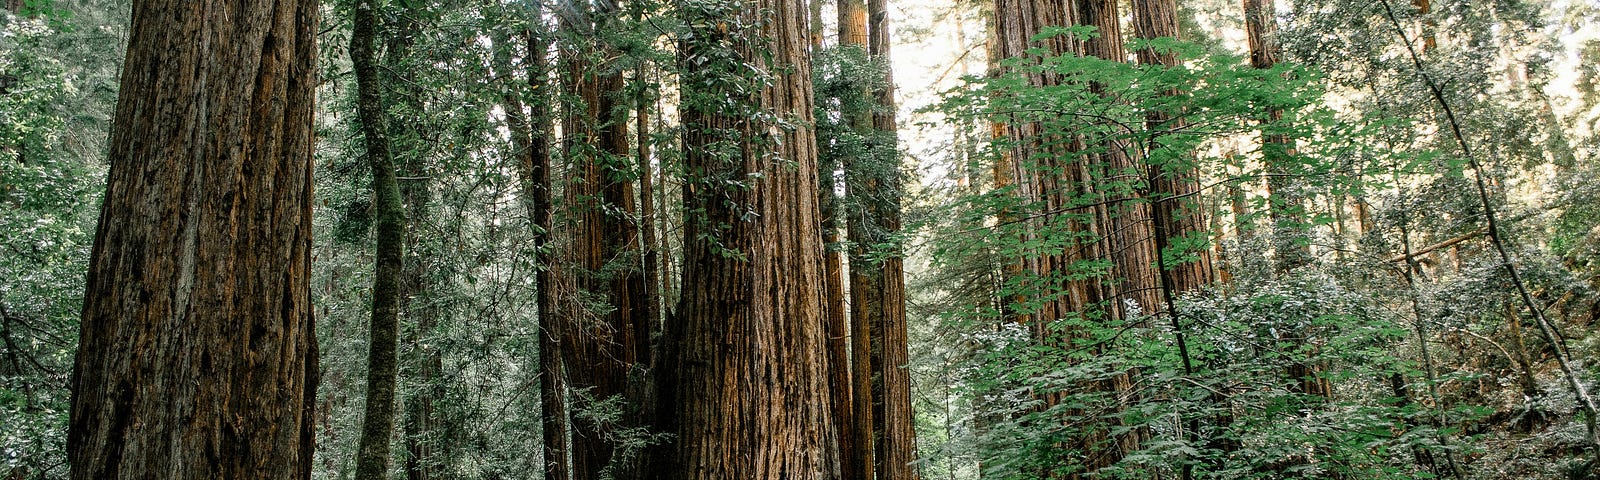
[863,1,920,478]
[650,0,841,477]
[67,0,320,476]
[838,4,876,479]
[558,4,650,477]
[1132,0,1216,294]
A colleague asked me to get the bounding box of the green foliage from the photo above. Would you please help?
[1,3,121,477]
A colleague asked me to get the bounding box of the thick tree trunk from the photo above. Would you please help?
[557,4,651,477]
[651,0,840,477]
[992,0,1142,474]
[66,0,320,476]
[1079,0,1160,320]
[1132,0,1215,294]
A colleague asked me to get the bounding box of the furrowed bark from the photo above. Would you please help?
[68,0,320,475]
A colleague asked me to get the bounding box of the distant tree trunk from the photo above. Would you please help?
[1242,0,1329,401]
[650,0,841,477]
[351,0,407,477]
[637,43,663,336]
[378,7,451,479]
[1242,0,1311,274]
[864,1,919,478]
[838,3,876,479]
[504,11,570,480]
[67,0,320,475]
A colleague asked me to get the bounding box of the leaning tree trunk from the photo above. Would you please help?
[650,0,841,477]
[350,0,407,478]
[67,0,320,476]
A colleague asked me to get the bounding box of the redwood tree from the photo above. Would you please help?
[67,0,320,476]
[861,0,919,478]
[650,0,840,477]
[557,2,651,476]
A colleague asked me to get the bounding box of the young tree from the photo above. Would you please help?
[350,0,406,477]
[66,0,320,476]
[650,0,841,477]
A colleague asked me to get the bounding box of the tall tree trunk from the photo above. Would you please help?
[651,0,840,477]
[67,0,320,475]
[504,12,571,480]
[992,0,1127,475]
[1243,0,1329,401]
[838,3,876,479]
[558,3,651,477]
[1132,0,1215,294]
[820,2,861,477]
[1079,0,1160,320]
[1073,0,1155,468]
[864,1,919,478]
[1242,0,1311,274]
[1130,1,1225,473]
[351,0,407,478]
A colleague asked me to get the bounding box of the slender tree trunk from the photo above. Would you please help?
[819,2,861,476]
[504,13,571,480]
[67,0,320,475]
[651,0,841,477]
[351,1,407,477]
[865,1,919,478]
[838,3,877,479]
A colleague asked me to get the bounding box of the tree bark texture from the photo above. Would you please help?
[558,4,651,477]
[652,0,840,477]
[67,0,320,476]
[992,0,1136,474]
[1132,0,1216,294]
[838,5,876,480]
[1078,0,1161,320]
[817,30,862,480]
[864,1,920,478]
[350,0,407,478]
